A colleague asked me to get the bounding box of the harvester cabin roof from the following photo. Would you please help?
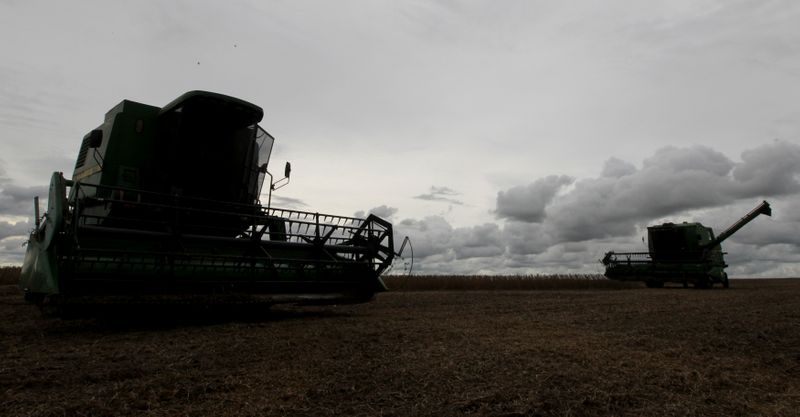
[648,221,705,231]
[159,90,264,127]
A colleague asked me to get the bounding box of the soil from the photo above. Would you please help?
[2,280,799,416]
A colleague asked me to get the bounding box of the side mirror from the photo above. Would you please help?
[87,129,103,148]
[269,161,292,192]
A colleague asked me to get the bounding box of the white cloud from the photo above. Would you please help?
[413,186,463,205]
[356,205,399,221]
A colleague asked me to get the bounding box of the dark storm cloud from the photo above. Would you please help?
[414,186,464,205]
[495,175,573,223]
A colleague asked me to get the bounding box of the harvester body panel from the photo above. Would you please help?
[20,91,394,306]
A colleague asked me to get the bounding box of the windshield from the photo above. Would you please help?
[254,125,275,202]
[255,125,274,168]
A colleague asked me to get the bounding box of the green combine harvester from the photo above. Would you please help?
[602,201,771,288]
[20,91,397,307]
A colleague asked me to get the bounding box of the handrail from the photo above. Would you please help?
[65,180,395,275]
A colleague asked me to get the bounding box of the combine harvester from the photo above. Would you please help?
[602,201,771,289]
[21,91,401,308]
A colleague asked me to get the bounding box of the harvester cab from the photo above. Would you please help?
[20,91,400,308]
[602,201,771,288]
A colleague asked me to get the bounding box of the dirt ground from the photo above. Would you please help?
[2,280,799,417]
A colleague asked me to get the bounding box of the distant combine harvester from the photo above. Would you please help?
[602,201,771,289]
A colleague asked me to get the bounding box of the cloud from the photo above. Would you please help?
[0,236,27,265]
[0,220,31,240]
[495,175,573,222]
[731,141,800,197]
[413,186,464,205]
[725,242,800,278]
[396,216,454,259]
[0,161,47,219]
[601,157,637,178]
[361,205,399,220]
[269,195,307,209]
[0,160,45,264]
[0,183,47,216]
[393,216,505,266]
[496,142,800,243]
[546,146,737,241]
[710,197,800,248]
[502,222,554,256]
[451,223,504,259]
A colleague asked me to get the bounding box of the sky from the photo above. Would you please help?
[1,0,799,276]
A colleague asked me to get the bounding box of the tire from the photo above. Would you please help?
[695,276,714,289]
[24,292,45,305]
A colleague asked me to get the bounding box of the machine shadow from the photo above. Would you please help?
[44,303,351,332]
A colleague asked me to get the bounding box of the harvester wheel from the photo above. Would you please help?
[23,291,45,305]
[695,277,713,289]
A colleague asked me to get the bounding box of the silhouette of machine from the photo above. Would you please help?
[602,201,771,288]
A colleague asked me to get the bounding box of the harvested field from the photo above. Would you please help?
[0,266,20,285]
[2,279,800,416]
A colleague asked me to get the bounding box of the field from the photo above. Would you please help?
[2,272,800,416]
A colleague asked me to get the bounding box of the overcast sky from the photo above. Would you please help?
[2,1,799,276]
